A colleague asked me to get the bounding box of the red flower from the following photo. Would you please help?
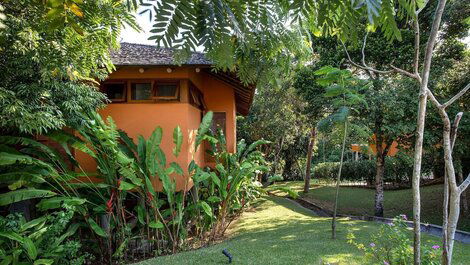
[106,190,115,213]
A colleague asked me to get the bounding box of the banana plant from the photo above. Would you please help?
[205,131,270,238]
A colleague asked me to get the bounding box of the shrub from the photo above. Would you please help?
[0,208,88,265]
[313,153,414,185]
[347,215,440,265]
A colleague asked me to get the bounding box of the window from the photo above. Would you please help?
[130,82,153,101]
[205,112,227,162]
[154,82,179,100]
[189,84,206,110]
[103,82,126,102]
[212,112,226,136]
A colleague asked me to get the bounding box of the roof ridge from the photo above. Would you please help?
[119,42,205,55]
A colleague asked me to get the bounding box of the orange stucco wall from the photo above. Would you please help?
[75,66,236,190]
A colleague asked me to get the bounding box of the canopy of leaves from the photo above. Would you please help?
[0,0,138,134]
[142,0,420,85]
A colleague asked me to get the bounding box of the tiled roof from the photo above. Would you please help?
[111,42,212,66]
[110,42,255,115]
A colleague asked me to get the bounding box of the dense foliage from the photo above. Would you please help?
[0,112,268,263]
[0,0,137,134]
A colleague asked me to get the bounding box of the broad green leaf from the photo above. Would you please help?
[0,231,23,243]
[149,221,164,229]
[136,205,145,225]
[206,196,221,203]
[21,216,47,232]
[34,259,54,265]
[87,218,108,238]
[195,111,213,150]
[36,196,86,211]
[0,189,56,206]
[22,237,37,260]
[170,162,184,176]
[118,181,137,191]
[172,126,183,157]
[198,201,213,218]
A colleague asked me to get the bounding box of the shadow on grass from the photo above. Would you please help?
[136,196,470,265]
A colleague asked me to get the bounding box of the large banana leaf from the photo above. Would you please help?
[195,111,213,150]
[0,189,56,206]
[172,126,183,157]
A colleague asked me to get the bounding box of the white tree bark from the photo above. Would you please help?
[427,84,469,264]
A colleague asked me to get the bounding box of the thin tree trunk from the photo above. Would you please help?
[304,127,316,193]
[272,136,284,176]
[442,173,450,262]
[332,121,348,239]
[374,152,385,217]
[410,2,448,263]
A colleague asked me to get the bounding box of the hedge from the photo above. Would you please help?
[313,155,414,184]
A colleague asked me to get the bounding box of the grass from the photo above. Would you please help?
[136,196,470,265]
[269,181,470,231]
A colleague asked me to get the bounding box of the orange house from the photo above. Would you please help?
[75,43,255,190]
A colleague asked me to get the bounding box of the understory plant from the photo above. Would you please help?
[347,215,440,265]
[47,111,269,262]
[0,208,88,265]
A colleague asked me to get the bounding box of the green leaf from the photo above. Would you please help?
[0,231,24,243]
[206,196,221,203]
[36,196,86,211]
[21,216,47,232]
[170,162,184,175]
[87,218,108,238]
[23,237,37,260]
[210,173,221,188]
[33,259,54,265]
[198,201,213,218]
[136,205,145,225]
[149,221,164,229]
[0,189,56,206]
[172,126,183,157]
[118,180,137,191]
[195,111,213,150]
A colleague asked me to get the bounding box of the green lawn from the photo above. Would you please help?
[136,196,470,265]
[269,181,470,231]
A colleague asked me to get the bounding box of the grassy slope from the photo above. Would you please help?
[269,181,470,231]
[136,196,470,265]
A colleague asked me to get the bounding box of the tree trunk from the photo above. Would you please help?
[411,1,448,263]
[272,136,284,176]
[304,127,316,193]
[332,121,348,239]
[374,152,385,217]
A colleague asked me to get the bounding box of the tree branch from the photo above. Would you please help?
[412,17,421,81]
[450,112,463,150]
[341,38,419,80]
[442,83,470,109]
[390,65,419,79]
[341,41,393,75]
[459,173,470,194]
[426,89,443,109]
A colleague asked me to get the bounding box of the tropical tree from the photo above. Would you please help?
[293,66,334,192]
[0,0,138,134]
[238,80,309,180]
